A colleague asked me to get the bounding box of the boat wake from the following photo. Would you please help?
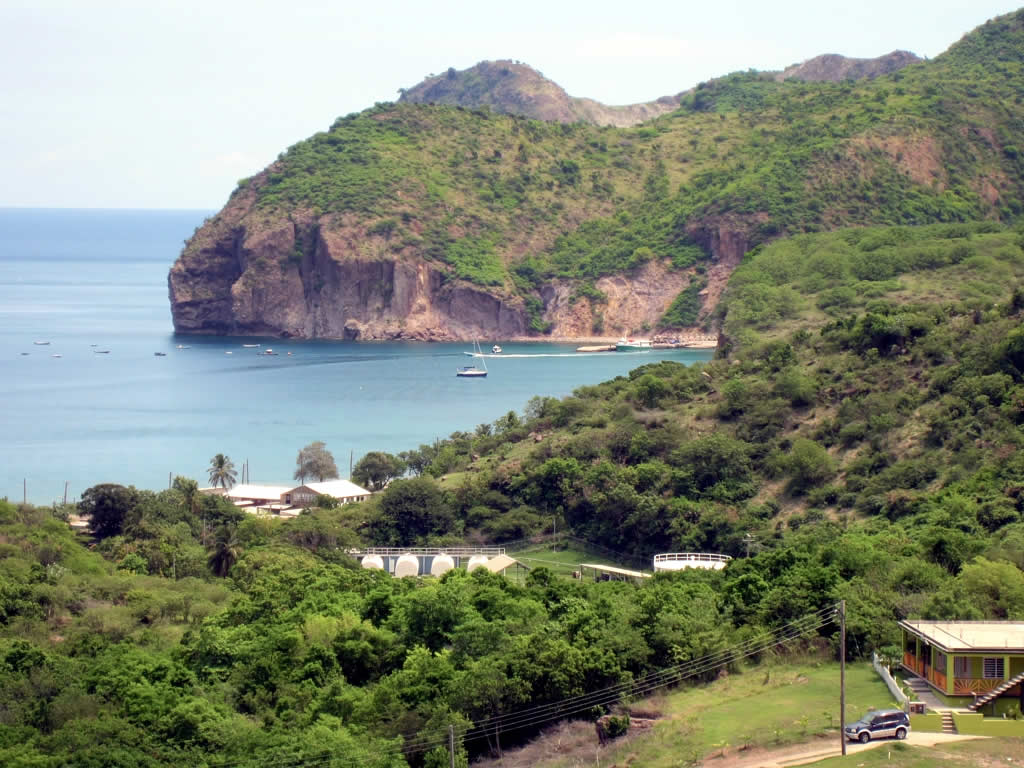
[465,351,652,359]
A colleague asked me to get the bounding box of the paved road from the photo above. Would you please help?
[714,731,986,767]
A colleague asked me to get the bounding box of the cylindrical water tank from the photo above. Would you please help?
[467,555,489,573]
[394,554,420,578]
[361,554,384,570]
[431,554,455,577]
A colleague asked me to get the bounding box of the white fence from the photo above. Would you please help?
[872,651,910,712]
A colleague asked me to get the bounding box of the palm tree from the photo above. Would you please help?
[207,526,241,577]
[207,454,237,489]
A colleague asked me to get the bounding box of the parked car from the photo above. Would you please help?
[844,708,911,743]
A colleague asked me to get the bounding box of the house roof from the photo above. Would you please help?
[900,620,1024,653]
[224,484,292,501]
[299,479,371,497]
[481,554,527,574]
[581,563,651,579]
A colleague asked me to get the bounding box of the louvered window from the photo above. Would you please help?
[983,657,1004,679]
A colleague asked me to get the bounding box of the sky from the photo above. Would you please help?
[1,0,1020,209]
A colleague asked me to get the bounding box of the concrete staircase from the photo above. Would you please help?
[967,670,1024,712]
[904,675,944,710]
[940,711,958,734]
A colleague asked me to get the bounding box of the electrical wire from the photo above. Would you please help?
[206,603,839,768]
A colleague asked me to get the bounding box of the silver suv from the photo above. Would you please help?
[844,708,910,743]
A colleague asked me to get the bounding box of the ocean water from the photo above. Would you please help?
[0,209,713,503]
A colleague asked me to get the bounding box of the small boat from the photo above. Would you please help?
[19,352,29,356]
[93,349,111,354]
[154,352,166,356]
[51,354,62,358]
[616,338,653,351]
[492,344,503,354]
[457,341,488,377]
[176,344,190,349]
[263,349,277,355]
[33,341,50,346]
[242,344,260,348]
[225,351,232,355]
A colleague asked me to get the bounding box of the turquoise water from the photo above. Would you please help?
[0,209,712,503]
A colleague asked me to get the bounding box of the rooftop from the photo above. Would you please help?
[900,620,1024,652]
[300,479,371,497]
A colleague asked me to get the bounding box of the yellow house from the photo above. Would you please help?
[900,620,1024,715]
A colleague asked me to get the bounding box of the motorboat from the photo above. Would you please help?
[154,352,167,356]
[33,341,50,345]
[491,344,502,354]
[615,338,653,351]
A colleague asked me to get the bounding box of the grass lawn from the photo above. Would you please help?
[547,660,898,768]
[811,737,1024,767]
[509,542,644,579]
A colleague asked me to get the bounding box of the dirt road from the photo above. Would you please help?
[708,731,986,767]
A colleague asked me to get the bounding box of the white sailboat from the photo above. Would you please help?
[457,340,488,377]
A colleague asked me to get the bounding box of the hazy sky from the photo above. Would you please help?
[1,0,1019,209]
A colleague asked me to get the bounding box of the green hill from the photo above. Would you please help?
[171,10,1024,340]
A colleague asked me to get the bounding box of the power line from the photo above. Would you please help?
[206,604,839,768]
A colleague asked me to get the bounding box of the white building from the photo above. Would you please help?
[206,479,371,516]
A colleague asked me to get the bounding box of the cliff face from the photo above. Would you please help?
[170,211,527,341]
[775,51,921,82]
[168,209,724,341]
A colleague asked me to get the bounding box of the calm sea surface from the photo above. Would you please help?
[0,209,713,503]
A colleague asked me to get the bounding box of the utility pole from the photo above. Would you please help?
[449,724,455,768]
[63,481,68,506]
[23,478,26,505]
[840,599,847,756]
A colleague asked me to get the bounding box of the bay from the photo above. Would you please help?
[0,208,712,503]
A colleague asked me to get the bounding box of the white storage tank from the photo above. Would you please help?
[430,554,455,577]
[361,554,384,570]
[467,555,489,573]
[394,554,420,578]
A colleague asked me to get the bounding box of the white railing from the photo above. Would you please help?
[873,651,910,712]
[653,553,732,565]
[348,546,506,557]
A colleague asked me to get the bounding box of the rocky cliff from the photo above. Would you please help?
[398,60,680,127]
[775,51,921,82]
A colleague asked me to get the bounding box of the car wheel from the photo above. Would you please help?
[895,727,907,740]
[858,732,871,743]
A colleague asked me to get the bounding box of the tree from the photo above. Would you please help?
[352,452,406,491]
[207,454,237,489]
[80,483,139,539]
[371,477,452,544]
[172,476,199,515]
[207,526,241,577]
[294,441,339,483]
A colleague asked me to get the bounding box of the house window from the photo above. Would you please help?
[935,651,947,672]
[983,657,1004,679]
[954,656,970,678]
